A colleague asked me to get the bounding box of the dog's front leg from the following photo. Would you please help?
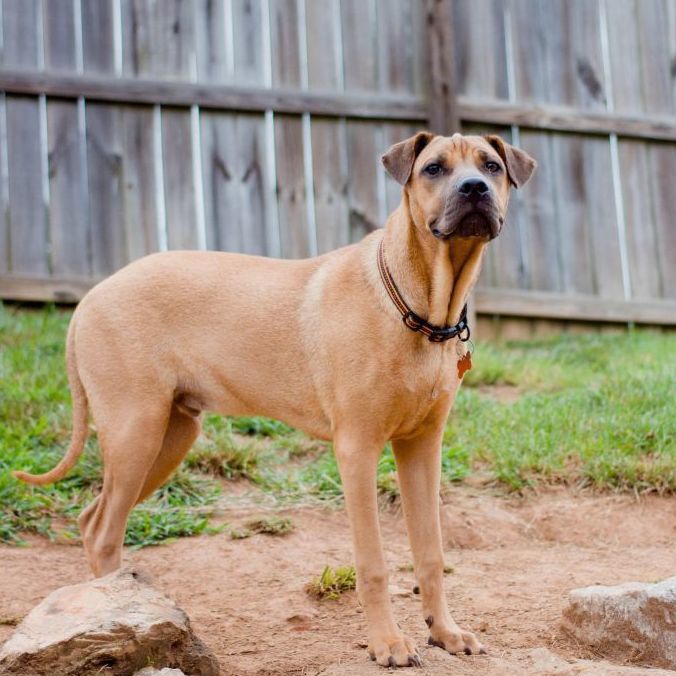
[393,429,486,656]
[335,435,421,668]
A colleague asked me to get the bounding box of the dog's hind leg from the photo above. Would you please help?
[135,403,202,505]
[79,401,171,577]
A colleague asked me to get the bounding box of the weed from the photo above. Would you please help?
[306,564,357,600]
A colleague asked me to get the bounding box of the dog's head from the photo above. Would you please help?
[381,132,536,241]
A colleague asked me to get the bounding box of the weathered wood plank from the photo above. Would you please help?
[341,0,378,93]
[121,0,194,80]
[452,0,508,100]
[194,0,229,82]
[305,1,349,253]
[118,106,159,260]
[636,1,672,114]
[162,108,198,249]
[85,102,126,274]
[475,288,676,325]
[44,0,90,277]
[312,118,350,253]
[617,140,661,300]
[0,275,100,303]
[0,69,431,121]
[456,98,676,141]
[341,0,383,241]
[551,135,595,294]
[231,0,265,85]
[581,137,625,300]
[236,114,269,255]
[274,114,309,258]
[200,111,240,252]
[81,0,115,74]
[200,111,270,255]
[648,142,676,299]
[517,130,560,292]
[423,0,459,133]
[270,0,309,258]
[379,0,415,95]
[2,0,48,276]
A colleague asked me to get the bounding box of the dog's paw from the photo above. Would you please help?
[427,624,486,656]
[368,634,422,667]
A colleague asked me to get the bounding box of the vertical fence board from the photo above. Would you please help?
[617,141,661,300]
[119,106,158,261]
[551,136,594,294]
[517,130,560,292]
[194,0,228,83]
[270,0,308,257]
[649,142,676,299]
[86,102,126,274]
[122,0,194,80]
[200,111,240,251]
[377,0,415,94]
[306,1,349,253]
[2,0,48,276]
[236,115,269,255]
[83,1,125,275]
[232,0,265,85]
[452,0,508,100]
[274,115,308,257]
[162,108,198,249]
[44,0,90,277]
[581,138,624,300]
[342,0,382,240]
[636,0,671,115]
[606,0,641,114]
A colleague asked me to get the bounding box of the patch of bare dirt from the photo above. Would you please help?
[1,487,674,675]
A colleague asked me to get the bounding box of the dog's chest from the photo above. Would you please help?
[396,346,461,412]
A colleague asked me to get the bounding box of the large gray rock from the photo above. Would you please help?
[0,568,219,676]
[561,577,676,669]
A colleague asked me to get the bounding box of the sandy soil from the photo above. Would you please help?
[1,486,674,675]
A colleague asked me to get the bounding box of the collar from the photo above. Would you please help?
[377,237,471,344]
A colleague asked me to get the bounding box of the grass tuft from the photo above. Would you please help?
[306,564,357,600]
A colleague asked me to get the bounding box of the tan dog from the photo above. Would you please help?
[15,132,535,667]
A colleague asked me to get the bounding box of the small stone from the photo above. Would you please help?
[0,568,219,676]
[561,576,676,669]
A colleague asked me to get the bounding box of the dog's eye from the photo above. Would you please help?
[423,163,442,177]
[485,161,501,174]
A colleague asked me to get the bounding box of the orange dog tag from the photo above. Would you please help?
[457,351,472,378]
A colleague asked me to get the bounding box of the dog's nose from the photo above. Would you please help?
[457,178,490,201]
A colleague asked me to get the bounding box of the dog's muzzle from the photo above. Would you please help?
[431,179,502,240]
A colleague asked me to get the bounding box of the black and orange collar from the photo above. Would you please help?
[377,237,470,344]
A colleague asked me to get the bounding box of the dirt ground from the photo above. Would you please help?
[1,486,674,675]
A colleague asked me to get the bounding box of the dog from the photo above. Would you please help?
[15,132,536,667]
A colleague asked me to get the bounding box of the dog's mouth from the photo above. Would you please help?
[430,207,502,241]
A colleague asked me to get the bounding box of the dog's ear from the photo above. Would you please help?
[381,131,435,185]
[483,135,537,188]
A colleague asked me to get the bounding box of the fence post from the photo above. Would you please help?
[423,0,459,135]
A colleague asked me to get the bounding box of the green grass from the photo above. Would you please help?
[1,303,674,547]
[305,564,357,600]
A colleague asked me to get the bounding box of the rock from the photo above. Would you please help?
[135,669,187,676]
[0,568,219,676]
[561,576,676,669]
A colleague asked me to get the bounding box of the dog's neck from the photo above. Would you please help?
[383,193,487,327]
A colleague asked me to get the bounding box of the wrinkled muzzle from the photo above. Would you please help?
[431,177,503,240]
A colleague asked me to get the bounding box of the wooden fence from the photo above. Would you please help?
[0,0,674,330]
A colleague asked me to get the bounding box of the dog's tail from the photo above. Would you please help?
[13,318,89,485]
